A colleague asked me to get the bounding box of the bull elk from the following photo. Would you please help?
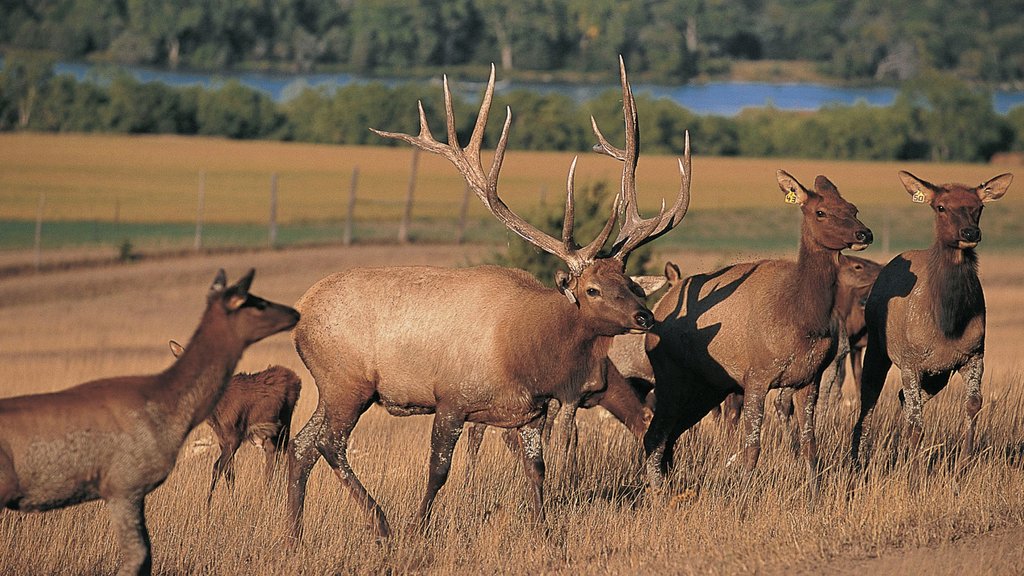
[168,340,301,503]
[851,171,1012,466]
[0,270,299,576]
[286,59,690,539]
[643,172,872,492]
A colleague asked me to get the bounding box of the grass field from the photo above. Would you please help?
[1,244,1023,574]
[2,133,1021,258]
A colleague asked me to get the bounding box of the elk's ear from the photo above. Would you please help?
[168,340,184,358]
[977,173,1012,203]
[898,171,936,204]
[231,268,255,296]
[209,269,228,295]
[664,261,681,284]
[554,270,577,305]
[777,170,809,206]
[630,275,667,297]
[813,175,840,197]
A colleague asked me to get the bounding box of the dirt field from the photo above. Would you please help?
[1,242,1023,574]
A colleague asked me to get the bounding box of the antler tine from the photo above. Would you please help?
[588,57,691,261]
[562,157,579,250]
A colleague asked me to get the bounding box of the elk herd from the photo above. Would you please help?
[0,59,1014,574]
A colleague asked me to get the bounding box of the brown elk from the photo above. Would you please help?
[0,270,299,576]
[760,254,884,425]
[851,171,1012,466]
[643,172,872,492]
[286,60,690,539]
[168,340,301,502]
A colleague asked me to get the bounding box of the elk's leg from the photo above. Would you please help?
[463,423,486,486]
[555,400,580,479]
[898,368,931,458]
[738,388,767,472]
[542,398,560,446]
[847,346,864,406]
[958,355,984,458]
[209,436,242,504]
[417,406,465,533]
[286,403,326,542]
[644,382,723,490]
[790,383,821,495]
[318,398,388,538]
[107,494,152,576]
[517,415,547,525]
[851,337,891,466]
[721,392,742,428]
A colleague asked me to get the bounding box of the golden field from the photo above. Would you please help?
[2,133,1021,226]
[1,241,1023,575]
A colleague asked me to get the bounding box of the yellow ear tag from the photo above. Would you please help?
[912,189,926,203]
[785,189,799,204]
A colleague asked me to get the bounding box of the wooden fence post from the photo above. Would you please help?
[344,167,359,246]
[269,173,278,249]
[34,193,44,272]
[398,148,419,244]
[456,182,471,244]
[194,171,205,251]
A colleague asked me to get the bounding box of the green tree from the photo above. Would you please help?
[196,81,284,139]
[0,52,55,129]
[489,181,653,286]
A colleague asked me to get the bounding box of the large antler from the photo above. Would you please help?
[591,56,691,261]
[371,65,619,277]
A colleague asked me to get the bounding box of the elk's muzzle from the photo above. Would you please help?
[633,310,655,331]
[850,228,873,251]
[960,227,981,245]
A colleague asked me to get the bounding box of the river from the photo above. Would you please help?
[54,62,1024,117]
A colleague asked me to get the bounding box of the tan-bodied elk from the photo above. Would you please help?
[168,340,301,503]
[286,59,690,540]
[851,171,1012,466]
[643,172,872,493]
[0,269,299,576]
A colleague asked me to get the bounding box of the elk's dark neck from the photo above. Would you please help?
[160,306,244,441]
[791,240,840,334]
[927,240,983,338]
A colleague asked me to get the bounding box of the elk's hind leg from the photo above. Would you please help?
[790,382,821,496]
[417,405,465,532]
[851,335,891,466]
[208,435,242,504]
[517,415,547,525]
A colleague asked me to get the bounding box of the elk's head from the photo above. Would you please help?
[839,255,882,293]
[372,57,690,337]
[777,171,872,252]
[898,171,1012,250]
[208,269,300,345]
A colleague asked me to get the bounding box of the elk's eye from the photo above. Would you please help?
[937,205,945,213]
[815,210,825,218]
[255,300,267,310]
[586,287,600,297]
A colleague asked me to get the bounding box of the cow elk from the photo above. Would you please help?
[851,171,1012,466]
[168,340,301,502]
[0,270,299,576]
[286,59,690,540]
[644,171,872,493]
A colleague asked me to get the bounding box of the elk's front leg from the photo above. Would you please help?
[739,388,767,472]
[958,355,984,458]
[517,415,547,524]
[417,406,464,532]
[107,494,152,576]
[790,382,821,496]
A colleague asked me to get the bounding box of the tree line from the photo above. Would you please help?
[3,0,1024,84]
[3,55,1024,163]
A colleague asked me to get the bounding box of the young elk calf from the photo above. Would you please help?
[0,270,299,576]
[168,340,301,502]
[851,171,1012,466]
[644,172,872,493]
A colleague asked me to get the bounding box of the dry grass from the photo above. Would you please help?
[2,133,1020,226]
[1,243,1023,574]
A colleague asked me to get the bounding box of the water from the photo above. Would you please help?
[53,61,1024,116]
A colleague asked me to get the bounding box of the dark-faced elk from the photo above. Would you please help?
[286,59,690,539]
[851,171,1012,466]
[643,172,872,493]
[0,270,299,576]
[168,340,301,503]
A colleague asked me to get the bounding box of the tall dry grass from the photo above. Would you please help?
[1,244,1023,574]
